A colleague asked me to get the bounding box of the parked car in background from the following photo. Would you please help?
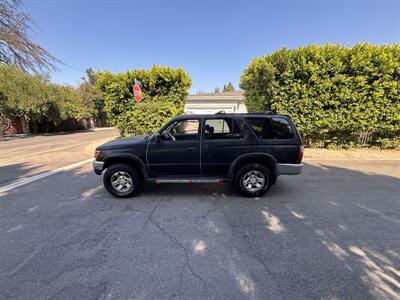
[93,112,303,198]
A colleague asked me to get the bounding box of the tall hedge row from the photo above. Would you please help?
[97,65,191,136]
[240,43,400,147]
[0,65,91,132]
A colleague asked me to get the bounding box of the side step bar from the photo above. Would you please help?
[147,178,227,184]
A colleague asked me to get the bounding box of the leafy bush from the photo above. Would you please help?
[97,65,191,136]
[0,65,90,132]
[374,137,400,149]
[240,43,400,147]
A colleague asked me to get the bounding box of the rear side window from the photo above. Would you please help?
[246,117,294,139]
[204,118,242,139]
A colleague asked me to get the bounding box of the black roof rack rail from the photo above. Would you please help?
[215,110,226,114]
[250,111,276,115]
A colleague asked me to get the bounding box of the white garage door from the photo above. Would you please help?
[184,105,235,115]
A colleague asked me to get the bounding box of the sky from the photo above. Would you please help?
[23,0,400,93]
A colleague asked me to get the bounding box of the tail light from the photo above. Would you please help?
[298,145,304,162]
[94,150,101,159]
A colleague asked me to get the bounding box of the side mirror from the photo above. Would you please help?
[154,133,161,143]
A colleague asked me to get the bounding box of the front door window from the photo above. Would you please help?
[161,119,199,141]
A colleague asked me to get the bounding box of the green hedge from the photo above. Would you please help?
[240,43,400,147]
[0,65,90,130]
[97,65,191,136]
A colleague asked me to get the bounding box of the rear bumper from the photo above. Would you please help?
[276,163,303,175]
[93,160,104,175]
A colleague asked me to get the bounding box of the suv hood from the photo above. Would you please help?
[98,135,150,150]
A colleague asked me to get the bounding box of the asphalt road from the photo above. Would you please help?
[0,128,119,186]
[0,149,399,299]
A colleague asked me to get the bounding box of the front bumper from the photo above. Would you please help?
[93,160,104,175]
[276,163,303,175]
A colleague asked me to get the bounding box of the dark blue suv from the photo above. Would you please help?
[93,112,303,197]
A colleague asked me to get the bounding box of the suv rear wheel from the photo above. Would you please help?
[103,164,142,198]
[234,163,272,197]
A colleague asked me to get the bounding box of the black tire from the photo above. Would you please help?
[234,163,272,197]
[103,163,143,198]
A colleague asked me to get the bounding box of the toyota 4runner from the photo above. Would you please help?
[93,112,303,197]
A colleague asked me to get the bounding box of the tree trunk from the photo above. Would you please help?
[20,117,30,134]
[0,114,6,136]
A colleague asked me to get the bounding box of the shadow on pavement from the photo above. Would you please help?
[0,163,399,299]
[0,162,45,186]
[0,128,117,142]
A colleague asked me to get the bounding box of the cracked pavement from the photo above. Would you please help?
[0,161,399,299]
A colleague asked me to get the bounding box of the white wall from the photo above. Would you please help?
[184,95,247,114]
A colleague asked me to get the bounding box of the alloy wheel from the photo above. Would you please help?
[111,171,134,193]
[242,170,266,192]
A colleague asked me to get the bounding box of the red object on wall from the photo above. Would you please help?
[133,84,142,102]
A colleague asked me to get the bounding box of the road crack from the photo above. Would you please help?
[150,216,207,297]
[142,199,207,297]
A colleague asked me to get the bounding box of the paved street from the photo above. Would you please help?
[0,128,119,186]
[0,136,399,300]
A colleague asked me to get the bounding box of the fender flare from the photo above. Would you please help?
[228,153,278,179]
[103,154,149,178]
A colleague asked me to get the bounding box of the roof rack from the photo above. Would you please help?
[212,111,275,115]
[250,111,275,115]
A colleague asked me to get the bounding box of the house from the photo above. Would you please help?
[184,91,247,114]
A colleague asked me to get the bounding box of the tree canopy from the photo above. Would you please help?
[240,43,400,147]
[0,65,92,132]
[76,68,106,119]
[222,82,235,92]
[97,65,192,136]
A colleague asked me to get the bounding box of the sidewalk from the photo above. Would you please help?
[304,148,400,160]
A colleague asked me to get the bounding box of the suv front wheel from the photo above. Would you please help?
[103,164,143,198]
[234,163,272,197]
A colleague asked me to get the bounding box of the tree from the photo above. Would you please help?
[0,0,60,72]
[77,68,107,125]
[214,86,221,93]
[0,65,90,133]
[97,65,192,136]
[240,43,400,147]
[222,82,235,92]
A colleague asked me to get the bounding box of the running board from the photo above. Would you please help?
[147,178,227,184]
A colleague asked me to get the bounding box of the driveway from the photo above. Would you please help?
[0,159,399,299]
